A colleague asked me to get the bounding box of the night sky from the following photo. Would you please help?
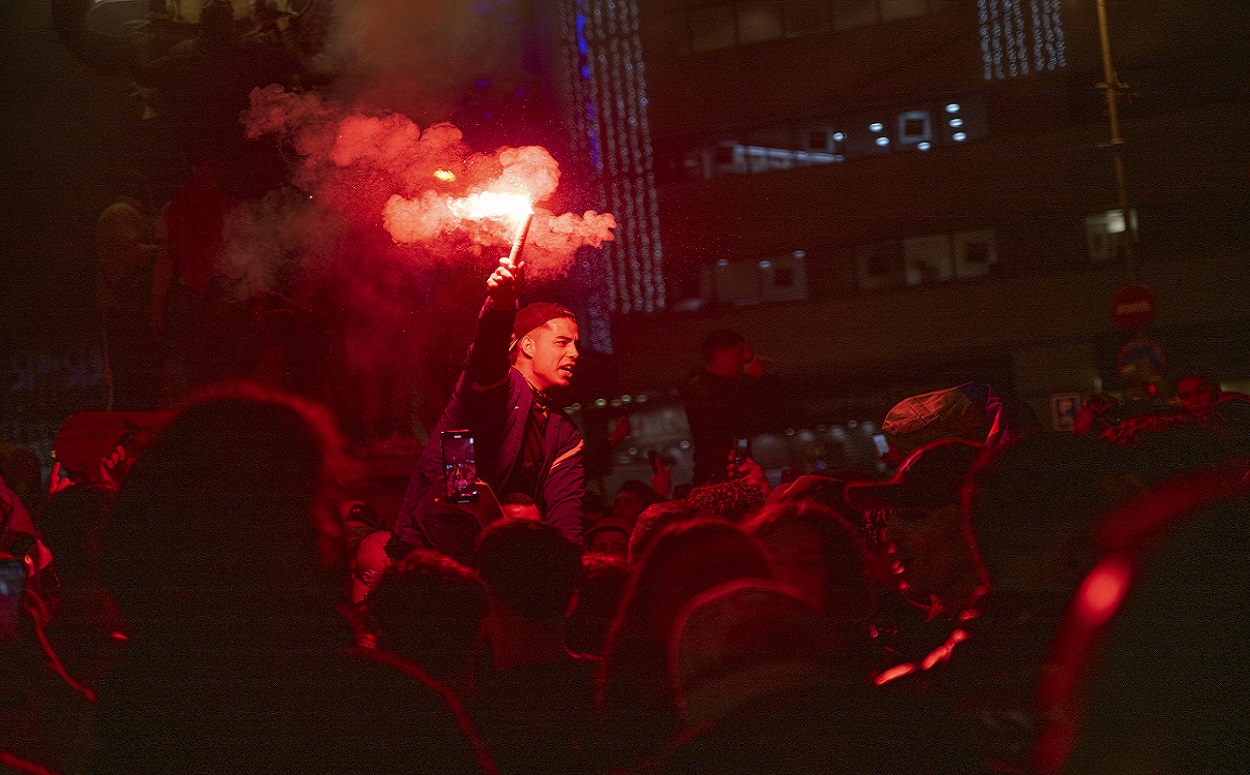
[1,0,143,339]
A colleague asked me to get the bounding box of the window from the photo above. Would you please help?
[1085,210,1135,263]
[857,229,997,290]
[673,0,964,54]
[680,95,988,180]
[756,252,808,301]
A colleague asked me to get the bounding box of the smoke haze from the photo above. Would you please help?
[241,85,614,279]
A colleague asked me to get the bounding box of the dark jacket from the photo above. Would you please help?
[681,368,785,486]
[390,299,584,560]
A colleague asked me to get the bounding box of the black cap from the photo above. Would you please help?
[844,438,983,510]
[510,302,575,350]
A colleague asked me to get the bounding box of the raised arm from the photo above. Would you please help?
[464,256,526,392]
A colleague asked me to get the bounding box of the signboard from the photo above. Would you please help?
[1049,392,1082,432]
[1111,283,1156,331]
[1116,338,1167,386]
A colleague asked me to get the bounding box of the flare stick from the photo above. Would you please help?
[506,212,535,268]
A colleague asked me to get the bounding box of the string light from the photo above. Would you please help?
[559,0,666,325]
[978,0,1066,80]
[978,0,993,81]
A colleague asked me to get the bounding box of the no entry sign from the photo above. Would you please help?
[1111,283,1156,331]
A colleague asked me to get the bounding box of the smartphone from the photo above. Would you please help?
[731,436,750,468]
[871,432,891,458]
[440,430,480,504]
[0,558,25,642]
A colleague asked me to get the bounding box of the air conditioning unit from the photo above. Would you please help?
[708,142,747,177]
[855,241,904,290]
[896,110,933,148]
[903,234,954,286]
[953,229,997,278]
[701,260,762,304]
[759,252,808,301]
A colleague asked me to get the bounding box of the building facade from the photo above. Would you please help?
[602,0,1250,425]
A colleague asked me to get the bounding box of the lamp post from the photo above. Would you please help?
[1094,0,1136,280]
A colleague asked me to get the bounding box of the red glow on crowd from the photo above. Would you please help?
[1075,555,1131,625]
[873,628,970,686]
[920,628,967,670]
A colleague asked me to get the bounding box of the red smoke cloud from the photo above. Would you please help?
[244,85,615,276]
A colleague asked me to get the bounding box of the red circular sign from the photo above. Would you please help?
[1111,283,1156,331]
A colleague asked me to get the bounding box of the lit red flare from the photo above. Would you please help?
[449,191,533,226]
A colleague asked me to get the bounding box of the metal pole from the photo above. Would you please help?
[1095,0,1135,280]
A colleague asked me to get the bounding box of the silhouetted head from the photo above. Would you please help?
[745,501,873,639]
[964,433,1134,594]
[474,517,582,624]
[628,499,713,564]
[367,550,486,681]
[102,384,350,626]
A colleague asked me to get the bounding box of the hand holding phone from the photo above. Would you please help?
[441,431,480,504]
[0,559,26,642]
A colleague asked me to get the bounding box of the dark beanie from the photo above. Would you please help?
[511,302,575,349]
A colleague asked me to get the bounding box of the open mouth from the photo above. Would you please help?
[559,365,575,378]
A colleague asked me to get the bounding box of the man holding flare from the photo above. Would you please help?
[387,249,585,562]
